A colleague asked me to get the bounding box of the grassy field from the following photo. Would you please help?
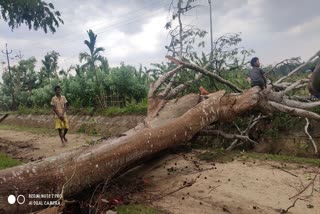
[4,102,148,117]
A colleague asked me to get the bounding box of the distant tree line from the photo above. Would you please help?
[0,29,150,111]
[0,0,313,112]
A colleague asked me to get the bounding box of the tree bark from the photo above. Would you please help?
[0,88,260,213]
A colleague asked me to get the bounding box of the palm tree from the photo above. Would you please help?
[72,64,83,77]
[99,56,109,74]
[41,51,60,83]
[79,29,105,83]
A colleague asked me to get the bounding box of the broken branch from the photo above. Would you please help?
[151,64,184,96]
[266,101,320,120]
[199,130,257,145]
[281,198,306,213]
[275,50,320,84]
[304,118,318,155]
[166,55,243,93]
[266,57,301,77]
[280,79,309,97]
[166,73,204,99]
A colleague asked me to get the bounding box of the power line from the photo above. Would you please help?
[23,0,168,52]
[62,0,167,38]
[60,8,166,52]
[58,8,168,67]
[8,2,172,70]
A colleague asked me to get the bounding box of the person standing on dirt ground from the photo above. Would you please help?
[248,57,267,89]
[50,85,69,146]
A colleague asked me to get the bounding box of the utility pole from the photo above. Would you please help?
[1,43,16,110]
[208,0,214,57]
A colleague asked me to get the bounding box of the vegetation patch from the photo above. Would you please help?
[197,149,236,163]
[97,102,147,116]
[3,102,147,117]
[84,140,100,146]
[0,124,53,135]
[241,152,320,166]
[17,106,52,115]
[116,204,160,214]
[0,152,21,170]
[76,121,100,136]
[197,149,320,166]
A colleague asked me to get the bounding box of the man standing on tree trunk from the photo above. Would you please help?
[249,57,267,89]
[51,85,69,146]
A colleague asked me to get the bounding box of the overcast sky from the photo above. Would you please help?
[1,0,320,78]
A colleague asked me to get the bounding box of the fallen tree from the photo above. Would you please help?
[1,51,320,213]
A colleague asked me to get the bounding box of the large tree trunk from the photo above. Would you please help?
[0,88,260,213]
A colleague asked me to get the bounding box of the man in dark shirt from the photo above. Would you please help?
[249,57,267,89]
[308,65,320,98]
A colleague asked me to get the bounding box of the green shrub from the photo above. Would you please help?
[0,153,21,170]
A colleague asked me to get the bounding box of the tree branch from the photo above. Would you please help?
[165,50,218,98]
[266,81,320,109]
[280,79,309,97]
[226,139,240,151]
[150,64,184,96]
[289,96,312,102]
[281,198,306,214]
[159,73,177,97]
[304,118,318,154]
[281,98,320,109]
[275,50,320,84]
[166,73,204,99]
[166,55,243,92]
[225,115,265,151]
[265,57,301,76]
[199,130,257,144]
[265,101,320,120]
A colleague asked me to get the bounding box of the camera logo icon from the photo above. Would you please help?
[8,195,25,205]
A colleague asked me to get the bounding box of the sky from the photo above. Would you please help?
[1,0,320,78]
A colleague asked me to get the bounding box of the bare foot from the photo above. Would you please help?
[64,137,68,143]
[61,138,65,146]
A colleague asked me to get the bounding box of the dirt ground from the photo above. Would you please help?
[0,129,100,162]
[0,127,319,214]
[128,152,320,214]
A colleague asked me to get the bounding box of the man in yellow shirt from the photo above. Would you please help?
[50,86,69,146]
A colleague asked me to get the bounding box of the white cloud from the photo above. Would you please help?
[1,0,320,79]
[98,13,167,65]
[288,16,320,35]
[129,14,167,52]
[100,30,128,58]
